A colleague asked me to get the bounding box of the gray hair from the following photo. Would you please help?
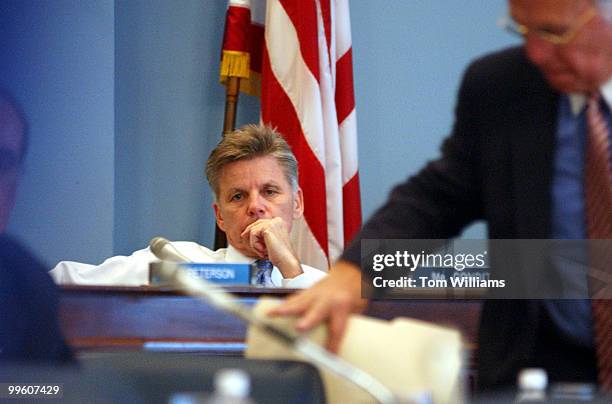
[205,124,298,199]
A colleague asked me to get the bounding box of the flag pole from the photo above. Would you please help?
[222,76,241,134]
[214,76,242,250]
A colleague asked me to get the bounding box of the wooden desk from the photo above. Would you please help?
[59,285,481,356]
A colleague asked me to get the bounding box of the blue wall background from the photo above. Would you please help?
[0,0,115,264]
[0,0,518,267]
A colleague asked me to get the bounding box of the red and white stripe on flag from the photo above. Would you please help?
[260,0,361,269]
[220,0,361,269]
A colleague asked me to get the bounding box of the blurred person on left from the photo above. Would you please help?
[0,89,73,363]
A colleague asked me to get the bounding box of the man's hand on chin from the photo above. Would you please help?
[268,260,367,353]
[241,217,303,279]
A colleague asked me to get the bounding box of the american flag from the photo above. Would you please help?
[221,0,361,270]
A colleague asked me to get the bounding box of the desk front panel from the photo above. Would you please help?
[59,286,481,356]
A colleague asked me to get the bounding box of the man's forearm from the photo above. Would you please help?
[277,254,303,278]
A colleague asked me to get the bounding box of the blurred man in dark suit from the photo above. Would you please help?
[0,89,72,362]
[272,0,612,393]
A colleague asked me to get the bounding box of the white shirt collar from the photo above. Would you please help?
[225,244,257,264]
[568,77,612,116]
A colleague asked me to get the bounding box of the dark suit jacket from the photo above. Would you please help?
[0,235,72,363]
[342,47,596,389]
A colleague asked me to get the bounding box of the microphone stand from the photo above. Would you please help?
[155,261,402,404]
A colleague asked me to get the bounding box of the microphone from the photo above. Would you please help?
[149,237,192,262]
[155,261,400,404]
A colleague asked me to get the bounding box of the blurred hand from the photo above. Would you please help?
[268,260,367,352]
[241,217,302,278]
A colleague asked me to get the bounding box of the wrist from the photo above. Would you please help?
[277,255,303,279]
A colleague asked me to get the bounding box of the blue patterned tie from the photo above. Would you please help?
[253,259,274,287]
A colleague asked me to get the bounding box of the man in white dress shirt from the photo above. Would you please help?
[51,125,327,288]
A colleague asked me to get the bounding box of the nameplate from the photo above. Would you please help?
[149,262,253,285]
